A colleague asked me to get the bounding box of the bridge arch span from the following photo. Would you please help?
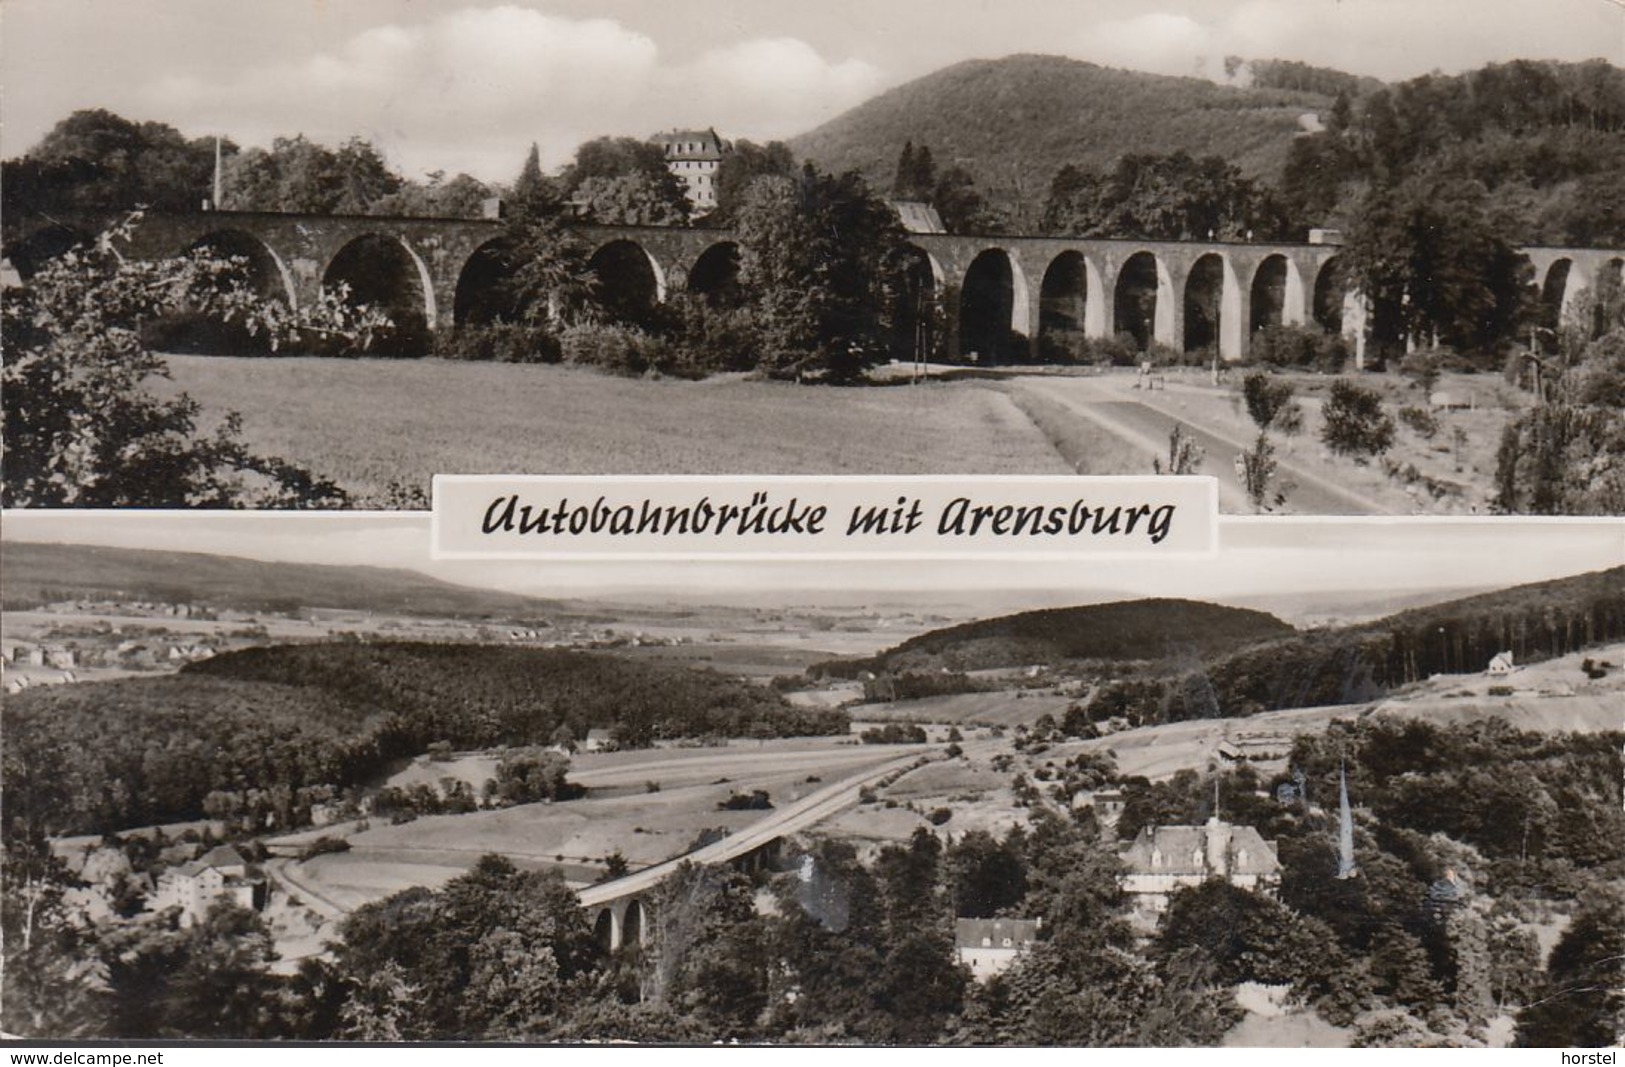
[687,240,744,307]
[453,237,522,327]
[1312,255,1351,334]
[323,233,436,356]
[591,896,650,952]
[5,224,95,280]
[1038,250,1105,361]
[959,247,1030,364]
[1113,250,1175,353]
[1182,251,1242,361]
[889,244,942,363]
[588,238,666,327]
[1249,253,1306,335]
[189,229,297,308]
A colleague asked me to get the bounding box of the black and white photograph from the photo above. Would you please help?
[3,0,1624,513]
[1,511,1622,1046]
[3,0,1625,1055]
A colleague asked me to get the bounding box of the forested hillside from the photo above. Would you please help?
[1089,567,1625,724]
[1281,58,1625,245]
[2,642,847,836]
[791,55,1330,227]
[0,541,557,618]
[818,598,1294,677]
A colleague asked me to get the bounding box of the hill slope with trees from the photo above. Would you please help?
[821,598,1296,676]
[790,54,1332,228]
[0,541,559,619]
[2,641,847,836]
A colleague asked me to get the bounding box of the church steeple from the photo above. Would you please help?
[1336,761,1358,879]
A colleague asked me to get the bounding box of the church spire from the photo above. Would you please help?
[1336,761,1358,879]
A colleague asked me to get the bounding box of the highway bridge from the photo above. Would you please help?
[9,208,1620,366]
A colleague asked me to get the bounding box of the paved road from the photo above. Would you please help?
[578,749,932,908]
[1011,375,1387,515]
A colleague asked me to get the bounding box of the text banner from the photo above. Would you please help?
[433,476,1217,560]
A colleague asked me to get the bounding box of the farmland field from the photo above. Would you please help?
[273,739,921,911]
[160,355,1074,501]
[847,689,1080,727]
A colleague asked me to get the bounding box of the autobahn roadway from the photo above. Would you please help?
[577,748,934,908]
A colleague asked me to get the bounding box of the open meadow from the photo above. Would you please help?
[159,353,1526,513]
[159,355,1075,501]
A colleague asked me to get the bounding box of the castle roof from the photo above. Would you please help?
[652,128,728,161]
[1121,821,1281,878]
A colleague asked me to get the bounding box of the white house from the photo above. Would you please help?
[954,917,1041,980]
[152,844,267,926]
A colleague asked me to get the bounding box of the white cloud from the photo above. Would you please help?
[662,37,886,138]
[1070,13,1224,80]
[145,5,664,180]
[134,5,883,182]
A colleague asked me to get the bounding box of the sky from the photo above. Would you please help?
[4,511,1621,613]
[4,0,1623,183]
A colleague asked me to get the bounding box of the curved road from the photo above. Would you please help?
[1011,374,1388,515]
[579,749,931,908]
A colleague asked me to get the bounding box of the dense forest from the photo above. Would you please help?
[1280,59,1625,245]
[814,598,1294,678]
[1075,567,1625,725]
[1,641,848,836]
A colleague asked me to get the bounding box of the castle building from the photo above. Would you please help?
[1119,817,1281,927]
[651,128,730,214]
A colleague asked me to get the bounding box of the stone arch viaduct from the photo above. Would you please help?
[574,751,924,952]
[7,209,1621,366]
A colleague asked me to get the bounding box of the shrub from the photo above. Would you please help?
[1321,379,1395,457]
[558,322,668,376]
[717,789,773,811]
[1242,372,1303,434]
[1397,405,1438,439]
[927,807,953,825]
[859,722,929,744]
[434,322,561,363]
[657,293,762,376]
[298,836,351,861]
[1251,324,1349,372]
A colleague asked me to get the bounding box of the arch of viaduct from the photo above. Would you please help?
[580,840,779,953]
[8,209,1622,366]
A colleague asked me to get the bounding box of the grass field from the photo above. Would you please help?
[848,690,1080,727]
[160,355,1073,502]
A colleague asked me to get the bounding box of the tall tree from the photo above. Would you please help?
[733,165,911,379]
[1342,176,1530,358]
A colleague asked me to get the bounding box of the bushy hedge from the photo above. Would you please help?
[1250,324,1350,372]
[434,323,561,364]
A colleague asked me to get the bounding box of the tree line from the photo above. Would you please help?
[0,640,848,837]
